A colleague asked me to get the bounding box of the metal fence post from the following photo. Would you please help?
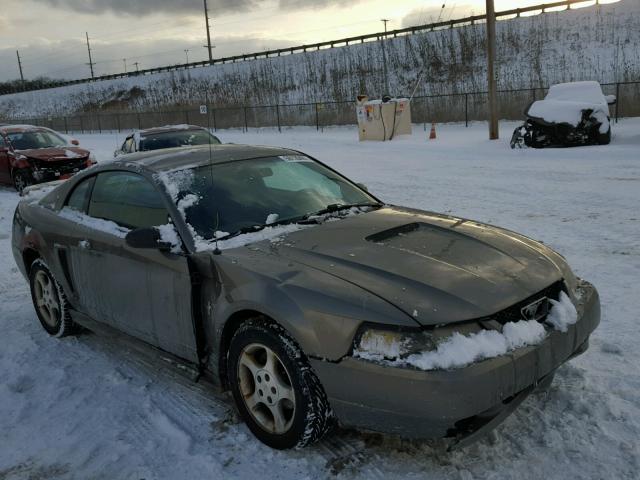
[465,93,469,127]
[276,104,281,133]
[64,116,68,134]
[80,116,84,134]
[185,110,190,124]
[212,108,217,131]
[116,114,121,133]
[97,114,102,134]
[244,107,248,132]
[315,103,319,131]
[615,82,620,123]
[137,112,141,129]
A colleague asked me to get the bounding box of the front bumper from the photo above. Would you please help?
[310,281,600,441]
[31,159,91,183]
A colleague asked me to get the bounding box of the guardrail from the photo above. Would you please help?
[0,0,604,96]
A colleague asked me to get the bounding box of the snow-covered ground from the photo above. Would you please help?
[1,120,639,479]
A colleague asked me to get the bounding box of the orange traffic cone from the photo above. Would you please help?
[429,122,437,140]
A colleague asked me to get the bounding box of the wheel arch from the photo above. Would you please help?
[22,247,41,274]
[217,309,279,390]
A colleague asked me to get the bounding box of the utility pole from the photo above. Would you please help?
[184,49,190,64]
[85,32,95,78]
[16,50,24,82]
[486,0,499,139]
[380,19,390,95]
[203,0,213,62]
[134,62,140,72]
[123,58,127,73]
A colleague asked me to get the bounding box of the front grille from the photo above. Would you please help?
[488,280,565,325]
[33,157,87,174]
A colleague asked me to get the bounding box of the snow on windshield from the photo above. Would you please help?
[156,164,375,252]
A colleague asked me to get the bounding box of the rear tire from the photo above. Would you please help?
[29,259,77,337]
[12,168,33,193]
[227,319,333,449]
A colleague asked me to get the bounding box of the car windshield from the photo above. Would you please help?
[8,130,67,150]
[161,155,378,240]
[139,130,220,151]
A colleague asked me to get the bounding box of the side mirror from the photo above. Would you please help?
[70,139,80,146]
[357,182,369,192]
[605,95,617,106]
[125,227,172,251]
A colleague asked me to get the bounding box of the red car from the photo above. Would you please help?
[0,125,95,192]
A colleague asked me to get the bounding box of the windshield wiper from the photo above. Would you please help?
[297,202,382,224]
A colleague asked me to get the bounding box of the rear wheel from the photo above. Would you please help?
[29,259,77,337]
[12,168,33,193]
[227,319,333,449]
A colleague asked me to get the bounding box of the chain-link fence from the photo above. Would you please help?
[3,81,638,135]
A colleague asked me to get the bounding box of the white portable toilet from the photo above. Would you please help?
[356,96,412,141]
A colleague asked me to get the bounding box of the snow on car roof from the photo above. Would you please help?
[137,124,207,136]
[545,81,607,106]
[0,124,49,134]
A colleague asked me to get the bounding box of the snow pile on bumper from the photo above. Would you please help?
[356,292,579,371]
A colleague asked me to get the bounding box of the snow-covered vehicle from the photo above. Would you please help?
[510,81,616,149]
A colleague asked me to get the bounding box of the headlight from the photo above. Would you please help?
[88,153,97,165]
[353,327,437,362]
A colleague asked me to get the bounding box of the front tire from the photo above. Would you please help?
[597,126,611,145]
[227,319,333,449]
[29,259,76,337]
[12,168,33,193]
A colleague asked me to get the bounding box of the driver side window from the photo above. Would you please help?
[87,172,168,229]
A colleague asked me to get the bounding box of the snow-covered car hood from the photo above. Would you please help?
[271,206,565,326]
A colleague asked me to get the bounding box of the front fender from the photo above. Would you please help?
[202,249,417,365]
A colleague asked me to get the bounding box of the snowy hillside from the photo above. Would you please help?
[1,120,639,478]
[0,1,638,118]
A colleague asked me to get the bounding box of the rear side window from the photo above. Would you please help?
[66,176,96,213]
[88,172,168,229]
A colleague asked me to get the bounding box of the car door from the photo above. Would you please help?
[0,134,11,184]
[63,170,199,362]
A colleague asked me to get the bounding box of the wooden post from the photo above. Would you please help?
[486,0,499,139]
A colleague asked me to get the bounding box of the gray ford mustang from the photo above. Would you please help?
[11,144,600,450]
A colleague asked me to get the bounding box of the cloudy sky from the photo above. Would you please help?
[0,0,615,82]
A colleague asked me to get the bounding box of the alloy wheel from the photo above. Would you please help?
[237,343,296,434]
[33,270,60,328]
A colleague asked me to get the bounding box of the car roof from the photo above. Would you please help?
[135,124,209,137]
[112,144,303,172]
[0,124,49,134]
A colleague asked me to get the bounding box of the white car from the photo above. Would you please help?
[511,81,616,148]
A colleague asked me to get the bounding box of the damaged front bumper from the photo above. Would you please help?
[309,281,600,444]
